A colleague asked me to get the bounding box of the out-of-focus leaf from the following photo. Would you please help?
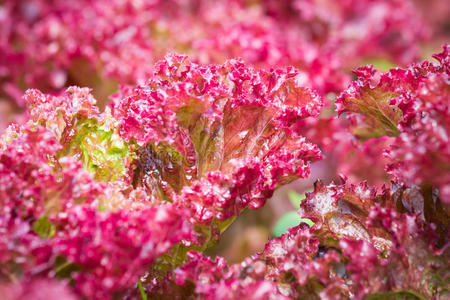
[288,191,306,208]
[288,190,313,208]
[138,281,148,300]
[364,290,426,300]
[362,59,397,72]
[273,211,313,237]
[32,216,56,239]
[274,211,301,237]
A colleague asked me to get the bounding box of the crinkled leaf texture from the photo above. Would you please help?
[112,54,323,225]
[0,2,444,300]
[0,123,195,299]
[299,180,449,299]
[145,225,345,299]
[146,179,449,299]
[2,83,196,299]
[25,87,129,182]
[337,45,450,203]
[0,54,325,299]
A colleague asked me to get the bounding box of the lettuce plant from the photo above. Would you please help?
[1,45,448,300]
[0,1,449,300]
